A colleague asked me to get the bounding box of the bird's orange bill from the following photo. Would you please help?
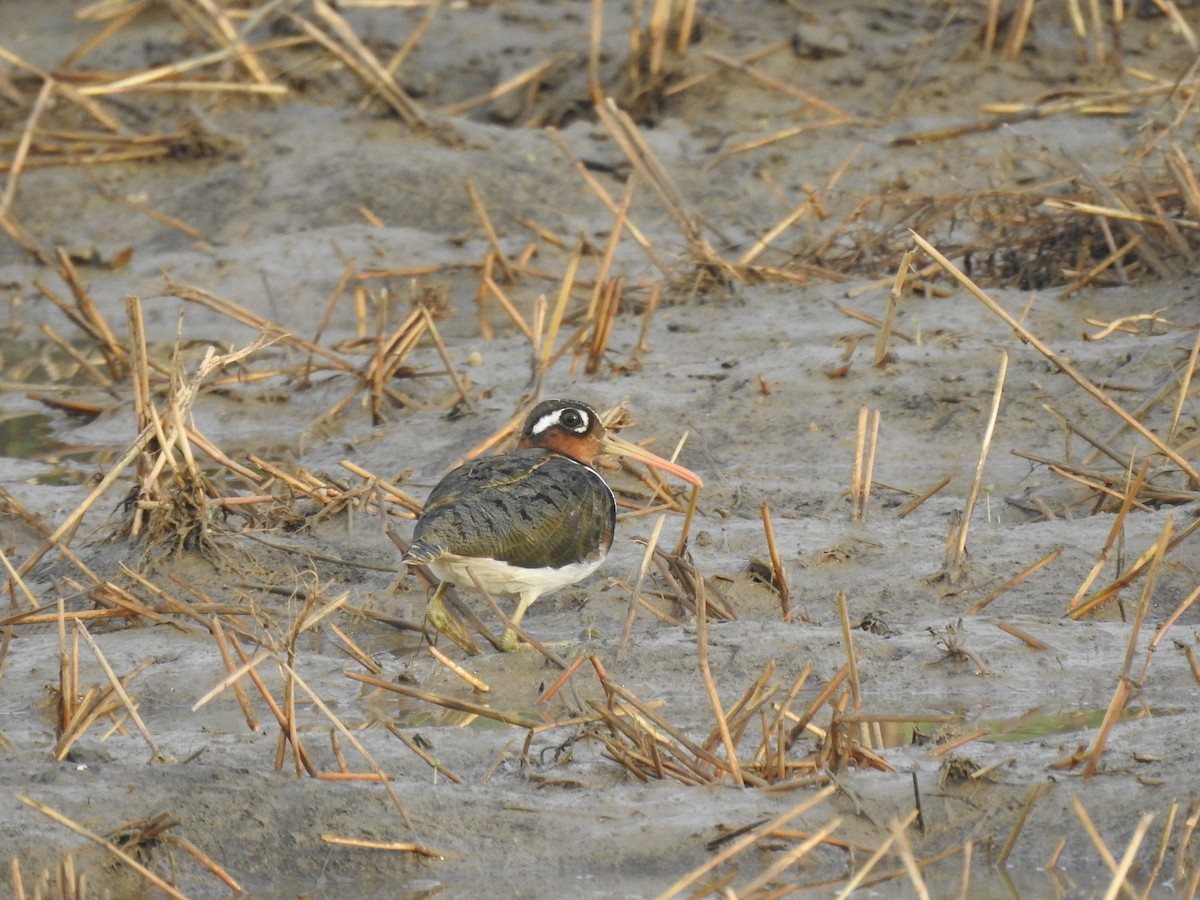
[601,432,703,488]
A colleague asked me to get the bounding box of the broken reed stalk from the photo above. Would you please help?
[834,810,920,899]
[945,351,1007,584]
[759,502,790,619]
[895,474,952,518]
[466,178,516,283]
[850,407,881,522]
[346,671,541,729]
[545,128,671,277]
[835,590,877,750]
[0,77,54,217]
[655,785,837,899]
[320,834,445,858]
[281,661,411,825]
[1063,458,1147,615]
[1107,816,1156,900]
[694,574,743,786]
[577,175,636,368]
[419,306,473,411]
[890,817,932,900]
[964,546,1062,615]
[1071,506,1200,620]
[1144,803,1179,896]
[297,2,426,127]
[467,569,567,666]
[740,816,845,894]
[75,621,159,758]
[439,57,558,117]
[875,248,913,366]
[426,644,490,692]
[208,616,260,732]
[19,796,187,899]
[1169,324,1200,442]
[620,513,668,651]
[996,621,1050,650]
[0,544,40,610]
[1139,582,1200,684]
[537,239,582,375]
[910,231,1200,486]
[57,249,125,376]
[384,722,464,784]
[594,98,734,275]
[997,783,1042,865]
[1084,513,1173,779]
[1072,797,1143,900]
[738,188,813,266]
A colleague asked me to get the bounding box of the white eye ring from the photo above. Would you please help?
[531,406,590,435]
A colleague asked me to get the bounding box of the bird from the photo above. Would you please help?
[402,399,703,650]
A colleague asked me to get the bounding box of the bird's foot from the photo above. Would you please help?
[426,588,478,654]
[499,628,521,652]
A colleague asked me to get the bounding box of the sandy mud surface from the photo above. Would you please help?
[2,1,1200,896]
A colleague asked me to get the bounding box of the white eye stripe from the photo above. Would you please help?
[530,407,590,435]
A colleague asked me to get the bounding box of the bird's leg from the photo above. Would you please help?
[424,582,475,652]
[499,590,540,652]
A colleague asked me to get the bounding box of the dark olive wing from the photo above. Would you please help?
[408,449,615,569]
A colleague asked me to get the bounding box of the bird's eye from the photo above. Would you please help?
[560,408,586,431]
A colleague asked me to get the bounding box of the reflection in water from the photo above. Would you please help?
[872,703,1180,748]
[0,413,55,459]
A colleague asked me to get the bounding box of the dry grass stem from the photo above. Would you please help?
[620,513,668,650]
[209,616,261,732]
[1071,510,1200,619]
[1084,516,1171,778]
[281,660,411,825]
[739,188,815,266]
[834,596,862,743]
[758,503,790,619]
[997,783,1043,865]
[320,834,445,857]
[440,56,557,117]
[1105,815,1155,900]
[545,127,671,276]
[965,547,1062,615]
[1072,797,1143,900]
[890,817,931,900]
[467,179,516,283]
[874,248,913,366]
[896,474,952,518]
[75,621,160,758]
[1169,324,1200,442]
[655,785,837,899]
[426,644,490,692]
[850,407,881,522]
[1140,583,1200,683]
[595,98,734,276]
[834,810,920,899]
[296,2,427,127]
[701,50,850,118]
[946,350,1006,583]
[914,232,1200,485]
[17,795,187,900]
[347,671,541,729]
[995,621,1051,650]
[741,816,845,893]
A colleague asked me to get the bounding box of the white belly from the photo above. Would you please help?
[429,553,605,600]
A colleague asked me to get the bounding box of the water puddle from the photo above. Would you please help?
[982,704,1181,743]
[0,412,57,459]
[873,704,1182,748]
[0,412,106,485]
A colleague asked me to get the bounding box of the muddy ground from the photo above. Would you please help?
[2,1,1200,897]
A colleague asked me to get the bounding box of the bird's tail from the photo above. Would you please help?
[402,538,443,566]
